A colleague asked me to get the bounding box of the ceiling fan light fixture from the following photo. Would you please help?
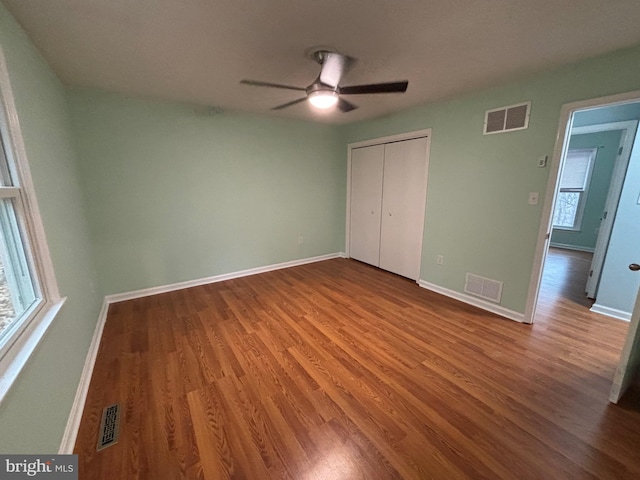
[308,90,338,109]
[240,50,408,113]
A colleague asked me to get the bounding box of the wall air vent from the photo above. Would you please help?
[464,273,503,303]
[483,101,531,135]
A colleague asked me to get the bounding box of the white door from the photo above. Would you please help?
[592,129,640,316]
[349,145,384,266]
[379,137,428,280]
[610,282,640,403]
[585,121,638,298]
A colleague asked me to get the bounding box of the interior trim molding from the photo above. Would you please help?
[418,280,525,323]
[59,298,110,454]
[347,128,432,149]
[590,303,631,321]
[549,242,595,253]
[106,252,346,304]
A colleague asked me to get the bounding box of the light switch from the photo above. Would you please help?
[528,192,539,205]
[537,156,548,167]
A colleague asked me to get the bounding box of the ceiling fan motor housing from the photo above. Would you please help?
[306,81,338,95]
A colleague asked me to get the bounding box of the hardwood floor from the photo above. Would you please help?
[74,257,640,479]
[539,247,595,309]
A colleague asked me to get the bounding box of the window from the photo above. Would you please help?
[0,140,39,343]
[552,148,597,230]
[0,47,62,401]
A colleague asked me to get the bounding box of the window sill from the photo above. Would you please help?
[0,296,66,404]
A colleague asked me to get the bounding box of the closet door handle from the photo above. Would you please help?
[630,263,640,272]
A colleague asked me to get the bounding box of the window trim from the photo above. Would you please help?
[0,45,63,403]
[552,148,597,232]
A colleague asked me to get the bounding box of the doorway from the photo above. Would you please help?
[541,119,637,317]
[525,91,640,325]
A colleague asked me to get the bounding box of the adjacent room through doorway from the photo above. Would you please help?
[536,100,640,323]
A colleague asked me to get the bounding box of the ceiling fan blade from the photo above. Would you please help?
[319,52,354,88]
[340,81,408,95]
[337,98,358,113]
[272,97,308,110]
[240,79,306,91]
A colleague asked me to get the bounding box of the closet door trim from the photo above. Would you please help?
[345,128,432,268]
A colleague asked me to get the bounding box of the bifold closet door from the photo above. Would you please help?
[379,137,428,280]
[349,145,384,266]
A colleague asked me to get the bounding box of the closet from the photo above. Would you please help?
[348,134,429,281]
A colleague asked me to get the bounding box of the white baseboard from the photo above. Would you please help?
[549,242,595,253]
[590,303,631,321]
[59,298,110,454]
[418,280,525,323]
[106,252,345,304]
[59,252,345,452]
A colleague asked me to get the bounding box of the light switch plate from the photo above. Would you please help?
[528,192,539,205]
[537,155,548,167]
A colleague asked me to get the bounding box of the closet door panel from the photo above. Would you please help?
[349,145,385,266]
[379,137,428,280]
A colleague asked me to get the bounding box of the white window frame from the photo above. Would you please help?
[552,148,597,231]
[0,45,64,403]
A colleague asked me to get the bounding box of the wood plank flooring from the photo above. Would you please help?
[74,256,640,479]
[538,247,595,309]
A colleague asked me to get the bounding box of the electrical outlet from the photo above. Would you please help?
[298,235,304,245]
[436,255,444,265]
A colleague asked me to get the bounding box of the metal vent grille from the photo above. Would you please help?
[485,109,506,133]
[484,102,531,134]
[464,273,503,303]
[505,104,528,130]
[97,403,120,451]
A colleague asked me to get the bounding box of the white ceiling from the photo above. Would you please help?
[4,0,640,124]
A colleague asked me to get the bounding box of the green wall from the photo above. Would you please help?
[67,89,346,295]
[342,44,640,313]
[551,130,622,250]
[0,5,102,452]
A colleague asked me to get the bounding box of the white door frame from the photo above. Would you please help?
[524,89,640,324]
[576,120,638,299]
[345,128,432,261]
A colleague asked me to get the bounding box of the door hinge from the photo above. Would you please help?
[619,146,624,155]
[589,269,593,277]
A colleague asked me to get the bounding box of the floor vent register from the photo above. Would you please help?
[97,403,120,451]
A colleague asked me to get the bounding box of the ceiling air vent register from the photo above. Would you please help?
[483,101,531,134]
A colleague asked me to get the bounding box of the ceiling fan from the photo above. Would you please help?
[240,50,408,113]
